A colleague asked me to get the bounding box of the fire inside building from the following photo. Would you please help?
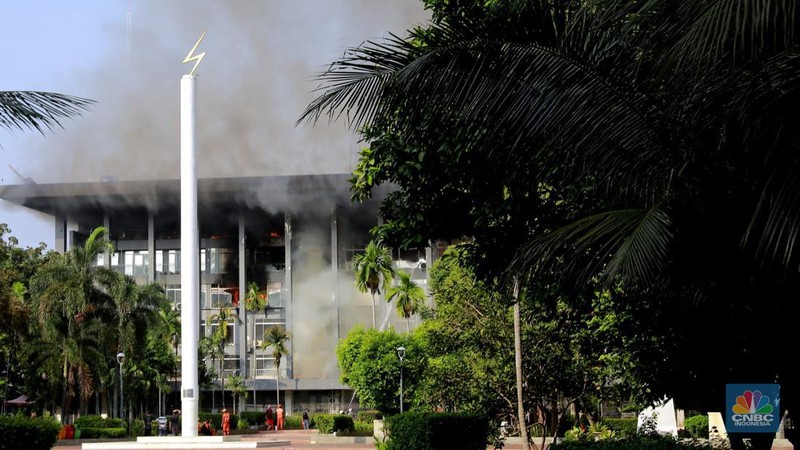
[0,173,432,416]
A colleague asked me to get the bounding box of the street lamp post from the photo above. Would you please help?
[396,346,406,413]
[116,352,126,420]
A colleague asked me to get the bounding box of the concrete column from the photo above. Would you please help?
[179,74,200,436]
[54,215,67,253]
[330,204,340,344]
[103,214,111,269]
[284,213,293,378]
[147,213,155,282]
[238,215,247,380]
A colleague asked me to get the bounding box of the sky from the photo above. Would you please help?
[0,0,429,248]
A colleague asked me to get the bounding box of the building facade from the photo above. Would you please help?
[1,174,431,415]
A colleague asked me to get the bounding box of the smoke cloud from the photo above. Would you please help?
[21,0,429,184]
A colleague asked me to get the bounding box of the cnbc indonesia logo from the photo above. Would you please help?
[730,390,774,427]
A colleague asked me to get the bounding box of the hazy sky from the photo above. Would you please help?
[1,0,429,248]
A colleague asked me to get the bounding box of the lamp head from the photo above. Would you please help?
[116,352,126,364]
[396,346,406,360]
[418,258,427,269]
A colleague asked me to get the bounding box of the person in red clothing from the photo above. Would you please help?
[276,404,285,430]
[265,405,274,431]
[221,408,231,436]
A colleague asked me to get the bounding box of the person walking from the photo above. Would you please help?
[302,407,310,430]
[276,404,285,431]
[265,405,274,431]
[170,409,181,436]
[221,408,231,436]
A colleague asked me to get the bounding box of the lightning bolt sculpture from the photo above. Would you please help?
[183,31,207,76]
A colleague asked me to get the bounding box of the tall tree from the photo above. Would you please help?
[29,227,121,422]
[352,240,396,328]
[336,326,423,415]
[262,326,289,406]
[227,373,247,415]
[301,2,800,442]
[205,304,241,409]
[386,271,425,332]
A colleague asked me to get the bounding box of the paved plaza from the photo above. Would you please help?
[50,428,536,450]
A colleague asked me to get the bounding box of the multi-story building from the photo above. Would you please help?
[0,174,432,415]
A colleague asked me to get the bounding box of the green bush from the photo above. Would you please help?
[600,418,637,438]
[354,421,374,434]
[283,415,303,429]
[358,410,382,422]
[0,415,60,450]
[385,412,489,450]
[238,411,264,427]
[74,415,125,429]
[550,435,715,450]
[79,427,128,439]
[130,419,145,437]
[314,414,354,434]
[684,415,709,439]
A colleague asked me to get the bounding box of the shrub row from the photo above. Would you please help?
[74,416,125,429]
[550,435,714,450]
[0,415,61,450]
[384,412,489,450]
[78,427,128,439]
[599,418,637,438]
[314,414,354,434]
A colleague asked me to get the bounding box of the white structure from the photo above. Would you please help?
[638,398,678,437]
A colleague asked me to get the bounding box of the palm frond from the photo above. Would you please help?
[0,91,94,134]
[303,25,670,196]
[513,206,673,284]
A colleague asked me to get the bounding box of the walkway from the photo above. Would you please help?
[53,429,540,449]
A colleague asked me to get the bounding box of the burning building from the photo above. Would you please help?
[0,174,431,414]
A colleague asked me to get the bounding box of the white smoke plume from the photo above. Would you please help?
[20,0,429,184]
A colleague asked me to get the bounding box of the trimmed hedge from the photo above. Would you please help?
[0,415,61,450]
[79,427,128,438]
[385,412,489,450]
[74,415,125,429]
[238,411,264,426]
[357,410,382,422]
[315,414,354,434]
[599,418,637,438]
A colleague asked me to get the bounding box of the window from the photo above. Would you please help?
[156,250,180,274]
[210,290,233,307]
[165,284,181,309]
[255,355,277,378]
[254,317,286,342]
[123,250,149,276]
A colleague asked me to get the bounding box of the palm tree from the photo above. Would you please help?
[300,5,800,448]
[206,304,241,409]
[351,241,395,328]
[244,282,267,408]
[106,279,169,422]
[261,326,289,406]
[29,226,121,423]
[0,91,92,135]
[156,306,180,413]
[386,271,425,332]
[227,373,247,415]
